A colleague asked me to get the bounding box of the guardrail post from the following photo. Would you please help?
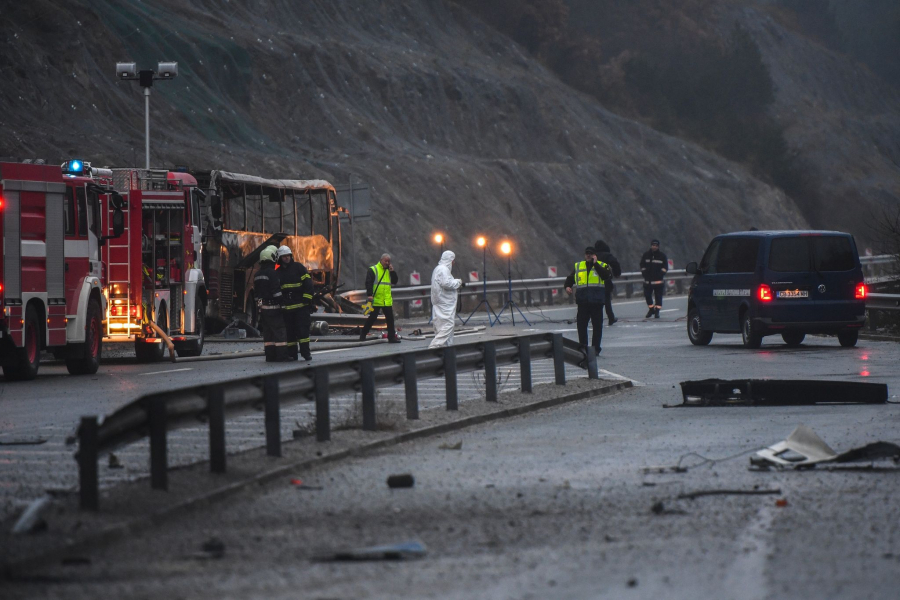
[264,376,281,458]
[586,346,599,379]
[209,386,226,473]
[361,360,376,431]
[315,368,330,442]
[552,334,566,386]
[78,416,99,511]
[403,354,419,420]
[403,300,410,319]
[519,338,532,393]
[149,397,168,491]
[484,341,497,402]
[444,347,458,411]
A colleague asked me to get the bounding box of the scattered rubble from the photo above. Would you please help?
[672,379,888,407]
[751,424,900,469]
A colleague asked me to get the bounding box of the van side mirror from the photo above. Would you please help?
[685,261,699,275]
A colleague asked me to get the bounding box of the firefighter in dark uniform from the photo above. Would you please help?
[640,239,668,318]
[564,247,612,357]
[594,239,622,326]
[255,246,291,362]
[276,245,314,361]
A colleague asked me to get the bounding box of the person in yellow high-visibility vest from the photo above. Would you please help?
[359,253,400,342]
[565,247,612,357]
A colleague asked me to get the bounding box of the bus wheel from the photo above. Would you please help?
[67,299,103,375]
[135,304,168,362]
[3,305,41,381]
[174,299,206,357]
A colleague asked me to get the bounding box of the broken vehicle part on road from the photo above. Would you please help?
[314,540,427,562]
[672,379,888,407]
[751,424,900,469]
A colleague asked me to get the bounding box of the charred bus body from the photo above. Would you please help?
[194,170,343,328]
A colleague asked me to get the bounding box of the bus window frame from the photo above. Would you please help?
[262,185,282,234]
[245,184,264,233]
[283,189,296,236]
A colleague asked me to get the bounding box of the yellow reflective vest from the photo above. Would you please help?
[371,262,393,307]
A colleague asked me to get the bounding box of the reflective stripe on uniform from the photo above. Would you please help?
[573,260,606,287]
[281,282,305,289]
[283,303,308,310]
[264,341,288,347]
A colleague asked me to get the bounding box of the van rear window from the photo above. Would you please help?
[769,238,810,272]
[813,237,855,271]
[715,238,759,273]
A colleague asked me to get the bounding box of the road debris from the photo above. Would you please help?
[314,540,427,562]
[650,500,686,516]
[671,379,888,407]
[11,495,51,535]
[750,424,900,469]
[0,437,48,446]
[438,441,463,450]
[387,474,415,488]
[290,478,323,490]
[676,488,781,500]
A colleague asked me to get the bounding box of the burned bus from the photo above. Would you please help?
[193,170,343,327]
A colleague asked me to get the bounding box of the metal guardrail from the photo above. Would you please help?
[340,270,688,305]
[867,293,900,311]
[75,332,598,510]
[340,255,895,311]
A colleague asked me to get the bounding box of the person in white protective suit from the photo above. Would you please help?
[429,251,464,348]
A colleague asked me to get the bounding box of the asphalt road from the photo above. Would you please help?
[3,296,900,599]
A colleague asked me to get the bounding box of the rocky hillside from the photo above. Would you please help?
[726,3,900,252]
[0,0,807,285]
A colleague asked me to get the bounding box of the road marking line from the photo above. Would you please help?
[140,367,194,376]
[659,308,679,313]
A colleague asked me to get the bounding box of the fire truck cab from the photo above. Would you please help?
[0,161,120,380]
[0,161,207,380]
[107,168,206,362]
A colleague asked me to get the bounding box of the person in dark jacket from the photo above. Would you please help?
[594,239,621,326]
[565,247,613,356]
[640,239,668,318]
[276,245,314,361]
[359,253,401,342]
[255,246,291,362]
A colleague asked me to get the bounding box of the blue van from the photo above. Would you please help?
[685,231,867,348]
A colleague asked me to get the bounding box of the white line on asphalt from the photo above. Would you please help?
[140,368,194,376]
[659,308,679,313]
[598,368,640,385]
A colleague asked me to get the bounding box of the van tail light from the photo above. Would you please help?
[855,283,867,299]
[758,284,773,302]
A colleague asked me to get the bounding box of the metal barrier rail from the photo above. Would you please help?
[341,255,895,307]
[867,293,900,311]
[75,332,597,510]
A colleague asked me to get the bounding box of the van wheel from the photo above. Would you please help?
[837,330,859,347]
[781,332,805,347]
[67,299,102,375]
[687,307,713,346]
[3,306,41,381]
[741,312,762,349]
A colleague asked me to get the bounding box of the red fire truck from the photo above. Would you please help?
[106,167,206,362]
[0,161,206,380]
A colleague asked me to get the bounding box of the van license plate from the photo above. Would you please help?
[777,289,808,299]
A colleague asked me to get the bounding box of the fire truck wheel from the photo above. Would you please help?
[66,299,102,375]
[174,300,206,358]
[134,305,168,362]
[2,305,41,381]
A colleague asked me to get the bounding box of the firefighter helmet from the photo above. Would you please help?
[276,245,293,258]
[260,246,278,263]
